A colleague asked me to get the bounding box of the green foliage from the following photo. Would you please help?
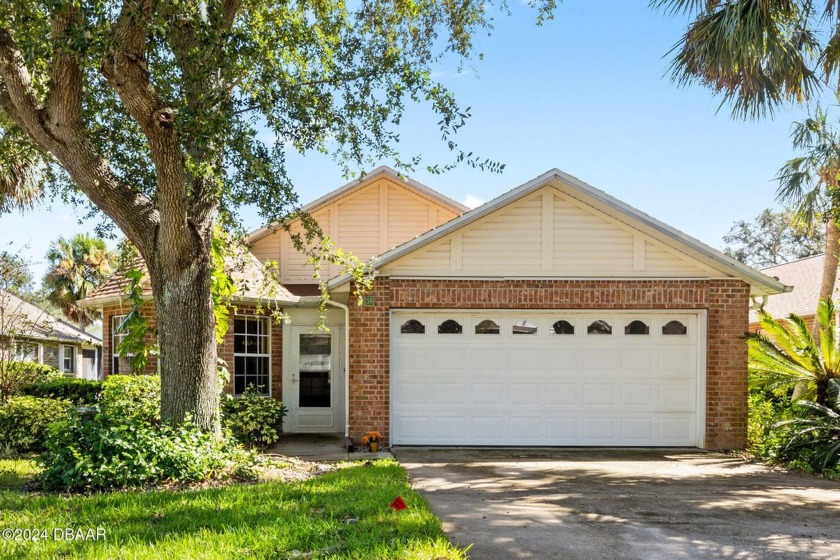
[747,298,840,406]
[115,269,157,374]
[0,396,74,453]
[221,387,287,448]
[771,379,840,473]
[748,387,795,460]
[43,233,115,327]
[21,377,102,406]
[38,415,253,491]
[0,361,61,402]
[723,208,824,268]
[211,227,237,344]
[100,375,161,425]
[0,249,34,295]
[656,0,827,118]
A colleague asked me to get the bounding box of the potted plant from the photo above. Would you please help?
[361,431,383,453]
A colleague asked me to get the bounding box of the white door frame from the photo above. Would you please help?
[283,310,345,433]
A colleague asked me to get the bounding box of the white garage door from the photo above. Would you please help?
[391,311,705,447]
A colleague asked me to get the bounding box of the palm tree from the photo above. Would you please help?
[776,104,840,319]
[748,298,840,407]
[656,0,823,118]
[43,234,115,328]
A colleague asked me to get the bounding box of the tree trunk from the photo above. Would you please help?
[149,252,220,435]
[815,218,840,337]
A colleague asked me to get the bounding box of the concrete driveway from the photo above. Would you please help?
[394,448,840,559]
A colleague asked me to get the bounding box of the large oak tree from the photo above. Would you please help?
[0,1,520,433]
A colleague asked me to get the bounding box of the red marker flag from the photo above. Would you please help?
[390,496,407,510]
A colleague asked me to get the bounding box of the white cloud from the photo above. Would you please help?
[462,194,484,209]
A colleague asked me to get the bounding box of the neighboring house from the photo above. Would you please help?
[80,166,787,449]
[0,289,102,379]
[748,254,833,331]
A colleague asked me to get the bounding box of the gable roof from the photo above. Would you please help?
[0,290,101,345]
[247,166,469,244]
[80,252,298,308]
[328,168,789,297]
[749,254,827,322]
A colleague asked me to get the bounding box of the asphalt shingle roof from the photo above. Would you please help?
[749,254,826,323]
[0,289,101,345]
[82,252,298,306]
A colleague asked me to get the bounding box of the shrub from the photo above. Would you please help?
[38,415,253,490]
[221,387,287,448]
[0,396,74,453]
[771,379,840,473]
[0,361,61,401]
[748,388,794,459]
[22,377,103,406]
[100,374,160,424]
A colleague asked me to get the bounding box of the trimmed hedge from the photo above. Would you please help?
[100,374,160,424]
[22,378,103,406]
[0,396,75,453]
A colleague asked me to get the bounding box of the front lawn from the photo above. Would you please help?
[0,458,465,559]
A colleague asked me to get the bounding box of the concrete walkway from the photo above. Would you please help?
[266,434,392,462]
[394,447,840,560]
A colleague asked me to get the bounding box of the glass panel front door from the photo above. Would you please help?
[299,334,331,408]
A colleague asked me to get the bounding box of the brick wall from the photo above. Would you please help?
[347,278,751,450]
[101,303,283,402]
[102,302,159,377]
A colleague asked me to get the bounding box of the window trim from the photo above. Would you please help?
[233,315,272,397]
[60,344,75,374]
[111,314,133,374]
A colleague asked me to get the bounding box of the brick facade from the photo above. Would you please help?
[348,278,751,450]
[101,303,283,402]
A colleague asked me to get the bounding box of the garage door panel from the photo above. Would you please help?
[472,383,504,405]
[582,349,619,372]
[509,383,542,405]
[510,417,542,438]
[545,349,582,370]
[434,347,469,370]
[391,311,703,446]
[471,347,508,372]
[434,383,469,405]
[397,383,433,405]
[545,383,580,405]
[657,382,696,410]
[583,417,617,439]
[583,383,617,406]
[621,349,656,371]
[620,383,654,406]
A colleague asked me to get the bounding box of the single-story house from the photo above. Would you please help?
[0,289,102,379]
[80,166,788,449]
[748,254,831,332]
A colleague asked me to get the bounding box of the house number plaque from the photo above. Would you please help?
[363,295,376,306]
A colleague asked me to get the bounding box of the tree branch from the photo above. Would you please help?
[0,25,157,253]
[43,4,84,138]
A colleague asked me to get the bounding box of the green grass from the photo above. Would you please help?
[0,458,465,559]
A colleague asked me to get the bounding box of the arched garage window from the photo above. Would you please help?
[400,319,426,334]
[438,319,463,334]
[587,320,612,335]
[475,320,500,334]
[625,320,649,335]
[662,320,688,335]
[551,320,575,335]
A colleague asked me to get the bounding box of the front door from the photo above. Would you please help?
[286,327,343,432]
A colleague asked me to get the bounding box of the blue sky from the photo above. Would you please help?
[0,2,827,280]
